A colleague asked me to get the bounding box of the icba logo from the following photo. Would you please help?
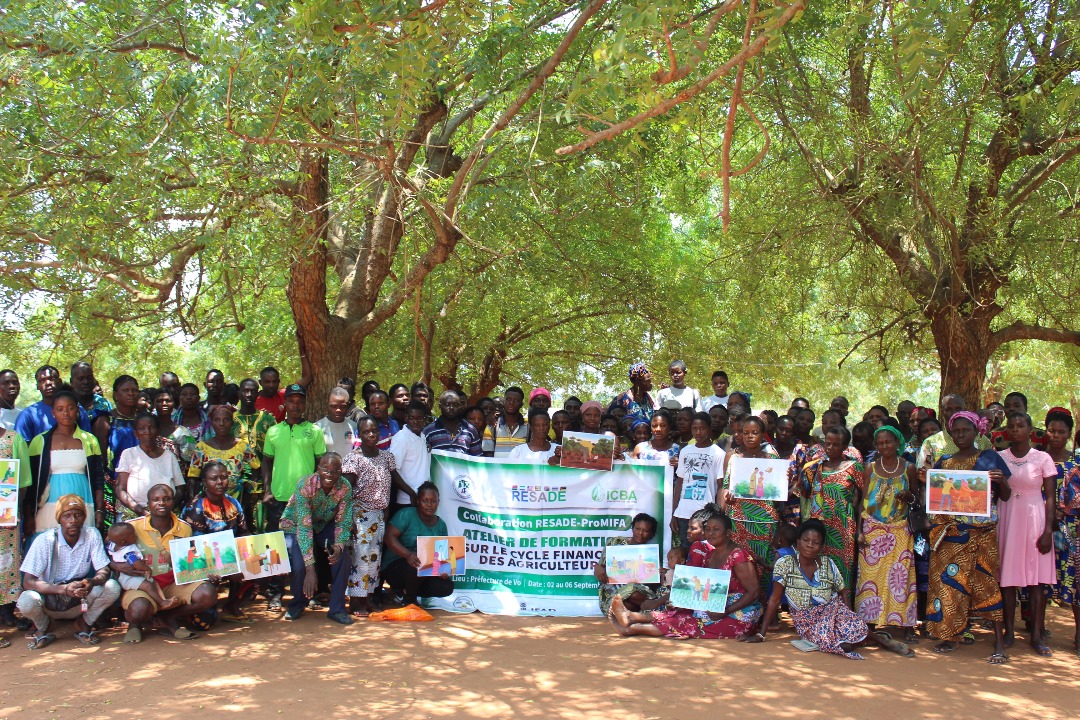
[590,479,638,504]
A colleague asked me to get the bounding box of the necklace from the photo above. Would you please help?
[879,455,900,474]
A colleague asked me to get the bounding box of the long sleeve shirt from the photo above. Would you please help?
[278,474,355,566]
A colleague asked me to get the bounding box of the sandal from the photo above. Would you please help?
[874,631,915,657]
[27,633,55,650]
[960,631,976,645]
[0,636,10,648]
[124,627,143,644]
[933,640,957,654]
[73,630,101,646]
[988,651,1009,664]
[221,612,254,624]
[1032,643,1053,657]
[157,627,198,640]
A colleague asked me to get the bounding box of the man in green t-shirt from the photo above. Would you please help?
[261,384,325,609]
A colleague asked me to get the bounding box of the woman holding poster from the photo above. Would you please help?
[609,508,762,639]
[722,417,781,575]
[925,411,1012,663]
[594,513,661,615]
[0,421,31,638]
[180,462,250,624]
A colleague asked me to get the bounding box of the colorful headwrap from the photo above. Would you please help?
[914,406,937,419]
[948,410,988,435]
[631,419,651,431]
[628,363,650,382]
[1047,406,1072,420]
[580,400,603,414]
[55,493,88,522]
[873,424,906,446]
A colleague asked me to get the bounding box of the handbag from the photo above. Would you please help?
[907,500,931,534]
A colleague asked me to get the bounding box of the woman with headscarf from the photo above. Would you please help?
[855,424,918,640]
[579,401,603,434]
[925,410,1012,663]
[611,363,657,428]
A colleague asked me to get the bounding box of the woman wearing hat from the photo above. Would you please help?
[612,363,657,428]
[854,424,919,643]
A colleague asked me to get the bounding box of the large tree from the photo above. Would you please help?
[2,0,803,412]
[758,0,1080,405]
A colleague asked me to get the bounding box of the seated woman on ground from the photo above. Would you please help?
[180,461,251,623]
[609,507,763,639]
[747,519,914,658]
[382,481,454,606]
[594,512,662,615]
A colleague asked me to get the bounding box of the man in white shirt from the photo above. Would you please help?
[700,370,730,412]
[389,401,430,511]
[0,370,21,431]
[655,360,702,410]
[315,388,357,457]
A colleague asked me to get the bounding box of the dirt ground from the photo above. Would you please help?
[1,603,1077,720]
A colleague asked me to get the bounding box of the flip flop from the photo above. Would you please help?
[874,631,915,657]
[933,641,957,654]
[157,627,198,640]
[73,630,101,646]
[124,627,143,644]
[220,612,254,624]
[27,633,55,650]
[988,651,1009,664]
[1032,643,1054,657]
[0,636,10,648]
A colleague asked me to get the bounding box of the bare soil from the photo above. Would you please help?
[2,604,1077,720]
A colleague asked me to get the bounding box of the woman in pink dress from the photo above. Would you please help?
[997,412,1057,657]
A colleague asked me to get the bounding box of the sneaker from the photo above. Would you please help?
[268,595,283,611]
[283,609,303,621]
[327,612,354,626]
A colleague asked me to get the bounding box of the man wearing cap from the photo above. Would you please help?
[18,494,120,649]
[490,387,527,458]
[261,383,327,609]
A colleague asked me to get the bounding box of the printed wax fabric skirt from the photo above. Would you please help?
[1052,514,1079,605]
[347,510,385,597]
[649,593,762,639]
[791,595,868,659]
[855,518,917,626]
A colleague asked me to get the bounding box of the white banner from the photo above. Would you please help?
[426,451,672,616]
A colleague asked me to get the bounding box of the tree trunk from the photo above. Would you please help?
[929,309,992,410]
[304,318,363,420]
[285,151,362,419]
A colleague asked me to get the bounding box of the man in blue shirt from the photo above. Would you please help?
[15,366,91,443]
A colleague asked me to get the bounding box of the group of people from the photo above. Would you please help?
[0,359,1074,667]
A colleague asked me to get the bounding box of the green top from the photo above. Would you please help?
[1,431,32,488]
[232,410,276,458]
[263,421,326,501]
[278,474,354,567]
[382,506,448,569]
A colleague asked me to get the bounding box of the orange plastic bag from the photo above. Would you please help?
[368,604,434,622]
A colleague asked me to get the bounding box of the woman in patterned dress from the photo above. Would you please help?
[1045,408,1080,657]
[341,417,414,616]
[723,416,781,580]
[797,425,863,592]
[855,425,918,641]
[0,423,31,643]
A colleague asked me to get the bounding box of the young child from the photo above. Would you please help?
[672,413,726,547]
[656,361,702,411]
[106,523,183,610]
[640,546,687,612]
[766,522,799,628]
